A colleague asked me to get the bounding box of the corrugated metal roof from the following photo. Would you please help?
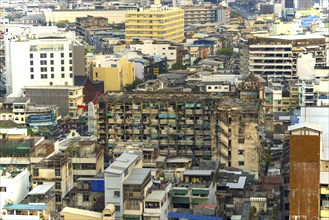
[123,168,151,185]
[184,170,214,176]
[28,184,54,195]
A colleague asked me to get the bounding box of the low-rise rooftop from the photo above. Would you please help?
[124,168,151,185]
[28,184,54,195]
[105,152,140,175]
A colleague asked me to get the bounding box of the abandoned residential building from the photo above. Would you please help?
[97,92,221,161]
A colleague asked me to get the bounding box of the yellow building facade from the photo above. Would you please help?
[93,57,135,92]
[125,7,184,42]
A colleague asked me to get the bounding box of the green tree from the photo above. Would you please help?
[249,206,257,220]
[55,20,70,28]
[124,78,143,91]
[217,48,234,56]
[230,10,241,18]
[171,63,186,70]
[193,57,202,65]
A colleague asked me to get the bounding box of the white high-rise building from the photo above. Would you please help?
[5,26,76,96]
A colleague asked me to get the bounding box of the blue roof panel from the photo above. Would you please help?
[3,204,47,210]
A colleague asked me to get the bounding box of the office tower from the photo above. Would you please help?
[125,7,184,42]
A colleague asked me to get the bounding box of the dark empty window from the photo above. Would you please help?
[55,182,61,189]
[114,191,120,197]
[55,194,61,202]
[33,169,39,176]
[83,195,89,202]
[55,169,61,176]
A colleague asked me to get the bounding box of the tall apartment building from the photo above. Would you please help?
[5,26,76,96]
[97,92,221,161]
[184,5,230,25]
[32,153,73,211]
[217,100,261,179]
[59,136,104,182]
[125,7,184,42]
[261,78,328,115]
[239,34,327,78]
[104,153,143,219]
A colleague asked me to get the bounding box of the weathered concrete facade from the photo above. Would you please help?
[217,100,261,179]
[97,92,221,161]
[289,132,320,219]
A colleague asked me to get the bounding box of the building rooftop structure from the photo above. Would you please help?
[226,176,247,189]
[123,168,151,185]
[60,207,103,219]
[183,170,214,176]
[219,98,261,113]
[24,85,84,90]
[100,91,222,103]
[3,97,30,104]
[3,204,47,211]
[59,136,100,158]
[105,152,140,175]
[145,190,166,201]
[28,184,54,195]
[33,153,70,169]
